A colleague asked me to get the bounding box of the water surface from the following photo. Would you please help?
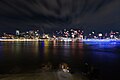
[0,41,120,80]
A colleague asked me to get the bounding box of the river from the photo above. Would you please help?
[0,41,120,80]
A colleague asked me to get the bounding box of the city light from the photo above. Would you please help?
[0,29,120,41]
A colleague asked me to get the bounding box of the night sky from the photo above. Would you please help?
[0,0,120,34]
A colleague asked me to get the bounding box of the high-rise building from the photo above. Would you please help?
[16,30,20,36]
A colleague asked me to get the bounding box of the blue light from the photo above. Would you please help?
[41,41,45,48]
[82,39,120,42]
[83,39,120,49]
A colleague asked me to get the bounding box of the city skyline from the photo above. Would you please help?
[1,29,120,40]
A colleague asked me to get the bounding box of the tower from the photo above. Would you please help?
[16,30,20,36]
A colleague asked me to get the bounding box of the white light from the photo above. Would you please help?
[89,34,91,35]
[98,33,102,37]
[110,35,113,38]
[36,34,38,36]
[92,32,95,34]
[72,34,75,38]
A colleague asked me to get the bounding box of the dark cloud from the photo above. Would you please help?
[0,0,119,33]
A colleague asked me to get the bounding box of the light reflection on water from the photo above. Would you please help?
[84,41,120,52]
[84,41,120,80]
[0,41,120,79]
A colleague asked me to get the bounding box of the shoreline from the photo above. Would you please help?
[0,71,88,80]
[0,39,120,42]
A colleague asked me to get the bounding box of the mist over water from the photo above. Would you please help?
[0,41,120,80]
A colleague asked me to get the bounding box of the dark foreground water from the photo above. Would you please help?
[0,41,120,80]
